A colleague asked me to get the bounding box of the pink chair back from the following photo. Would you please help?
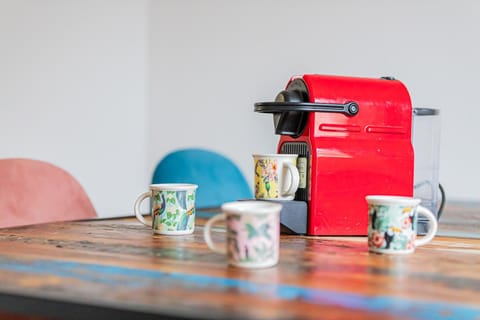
[0,158,97,228]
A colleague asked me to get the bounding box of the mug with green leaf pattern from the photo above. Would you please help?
[134,184,198,235]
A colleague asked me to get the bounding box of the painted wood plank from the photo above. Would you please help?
[0,256,479,320]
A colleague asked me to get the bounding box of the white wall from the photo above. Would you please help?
[147,1,279,184]
[149,0,480,202]
[1,1,479,219]
[0,0,149,217]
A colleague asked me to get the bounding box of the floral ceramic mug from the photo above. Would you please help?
[253,154,299,201]
[134,184,198,235]
[366,195,438,254]
[204,201,282,268]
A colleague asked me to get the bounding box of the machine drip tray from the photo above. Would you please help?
[245,199,308,234]
[278,200,308,234]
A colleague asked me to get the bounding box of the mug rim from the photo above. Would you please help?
[366,195,421,205]
[149,183,198,191]
[369,247,415,255]
[252,153,298,158]
[221,200,282,215]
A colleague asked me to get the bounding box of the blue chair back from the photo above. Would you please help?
[152,148,253,208]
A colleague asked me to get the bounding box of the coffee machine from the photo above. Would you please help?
[255,74,414,236]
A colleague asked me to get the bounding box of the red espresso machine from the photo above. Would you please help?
[254,74,414,236]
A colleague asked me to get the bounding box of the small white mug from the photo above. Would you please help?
[253,154,299,200]
[204,201,282,268]
[134,183,198,235]
[366,195,438,254]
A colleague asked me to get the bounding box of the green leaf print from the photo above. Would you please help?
[246,223,258,239]
[177,213,189,231]
[264,181,271,196]
[254,243,273,260]
[259,223,271,240]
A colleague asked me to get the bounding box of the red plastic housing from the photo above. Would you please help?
[278,74,414,235]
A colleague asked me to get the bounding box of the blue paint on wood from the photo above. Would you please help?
[195,211,218,219]
[0,257,479,320]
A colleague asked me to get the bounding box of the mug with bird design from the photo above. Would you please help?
[366,195,438,254]
[204,201,282,268]
[134,183,198,235]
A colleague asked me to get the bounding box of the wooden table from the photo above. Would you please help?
[0,206,479,320]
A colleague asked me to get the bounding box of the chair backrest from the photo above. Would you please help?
[0,158,97,228]
[152,148,253,208]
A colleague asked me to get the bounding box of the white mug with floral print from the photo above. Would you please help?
[366,195,438,254]
[204,201,282,268]
[134,184,198,235]
[253,154,299,201]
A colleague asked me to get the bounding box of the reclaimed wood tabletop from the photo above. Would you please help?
[0,206,479,320]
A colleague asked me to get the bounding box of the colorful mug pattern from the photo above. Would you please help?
[254,158,279,199]
[152,190,196,233]
[225,211,279,266]
[368,204,417,251]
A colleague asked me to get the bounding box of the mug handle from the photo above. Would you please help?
[134,191,151,227]
[281,162,300,197]
[415,205,438,247]
[203,214,227,254]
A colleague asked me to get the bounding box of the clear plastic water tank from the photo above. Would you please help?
[412,107,443,234]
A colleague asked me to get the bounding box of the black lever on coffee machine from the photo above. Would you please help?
[254,96,359,138]
[254,101,359,116]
